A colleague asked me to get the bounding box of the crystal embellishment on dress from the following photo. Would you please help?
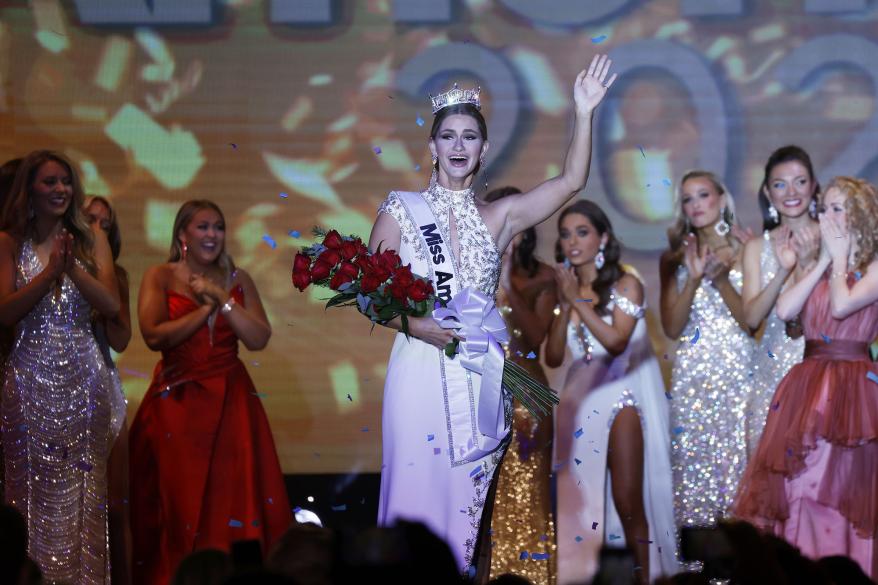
[430,83,481,114]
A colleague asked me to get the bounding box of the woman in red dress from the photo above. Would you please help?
[129,200,291,584]
[734,177,878,578]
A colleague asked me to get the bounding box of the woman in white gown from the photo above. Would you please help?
[546,201,678,585]
[368,56,617,580]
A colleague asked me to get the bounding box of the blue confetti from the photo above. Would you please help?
[373,146,382,155]
[867,372,878,385]
[467,566,477,579]
[519,551,529,560]
[229,519,243,528]
[331,504,347,511]
[526,351,537,359]
[855,271,863,281]
[662,178,672,186]
[279,192,288,199]
[673,426,685,435]
[414,164,421,171]
[289,230,300,238]
[574,427,584,439]
[575,535,584,542]
[577,298,593,303]
[433,447,441,455]
[690,326,701,345]
[664,391,673,400]
[771,401,781,411]
[293,506,302,513]
[361,427,369,432]
[427,434,435,441]
[591,34,608,44]
[262,234,277,249]
[416,114,425,127]
[608,534,622,541]
[638,145,646,158]
[767,350,776,359]
[592,522,599,530]
[531,553,550,560]
[574,458,582,466]
[821,334,832,344]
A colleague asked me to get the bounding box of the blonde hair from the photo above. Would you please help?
[667,170,740,254]
[0,150,96,274]
[822,177,878,272]
[169,199,236,282]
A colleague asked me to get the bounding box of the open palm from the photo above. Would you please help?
[574,54,617,114]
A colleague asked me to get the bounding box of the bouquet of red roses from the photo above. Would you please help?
[291,227,436,334]
[292,227,558,418]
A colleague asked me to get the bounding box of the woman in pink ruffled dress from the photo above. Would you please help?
[734,176,878,578]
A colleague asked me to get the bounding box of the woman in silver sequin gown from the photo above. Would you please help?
[740,146,819,458]
[85,195,133,585]
[547,201,678,585]
[659,171,755,530]
[0,151,120,584]
[368,55,617,580]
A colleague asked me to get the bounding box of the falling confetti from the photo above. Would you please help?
[347,394,353,402]
[434,447,441,455]
[592,522,599,530]
[289,230,300,238]
[414,164,421,171]
[229,519,243,528]
[279,192,288,199]
[664,391,673,400]
[519,551,529,560]
[821,334,832,344]
[574,458,582,465]
[771,401,780,411]
[662,178,672,186]
[673,426,685,435]
[767,350,776,359]
[574,427,584,439]
[526,351,537,359]
[575,535,584,542]
[427,434,435,441]
[416,114,425,126]
[373,146,382,155]
[690,327,701,345]
[228,143,237,149]
[361,427,369,432]
[591,34,608,43]
[262,235,277,249]
[638,145,646,158]
[577,298,593,303]
[531,553,550,560]
[608,534,622,541]
[867,372,878,385]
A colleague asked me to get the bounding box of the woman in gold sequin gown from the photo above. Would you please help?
[483,187,557,585]
[0,151,120,584]
[659,171,755,531]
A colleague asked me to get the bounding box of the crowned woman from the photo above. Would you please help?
[367,55,617,580]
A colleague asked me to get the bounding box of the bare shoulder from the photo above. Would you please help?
[142,263,173,288]
[616,272,644,301]
[232,267,256,288]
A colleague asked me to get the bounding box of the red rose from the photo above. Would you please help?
[328,261,360,290]
[318,248,341,267]
[408,279,433,302]
[340,240,359,261]
[360,273,382,293]
[356,240,369,257]
[387,280,409,302]
[393,265,414,288]
[355,254,372,272]
[376,249,401,272]
[337,261,360,280]
[310,260,332,282]
[323,229,343,249]
[292,252,312,290]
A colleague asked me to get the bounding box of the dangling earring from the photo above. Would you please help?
[714,207,730,236]
[808,198,817,218]
[768,203,779,223]
[181,242,188,261]
[595,243,606,270]
[431,156,437,167]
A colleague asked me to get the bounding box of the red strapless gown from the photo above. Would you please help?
[734,274,878,576]
[129,288,291,585]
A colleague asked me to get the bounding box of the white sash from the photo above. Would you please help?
[397,191,509,467]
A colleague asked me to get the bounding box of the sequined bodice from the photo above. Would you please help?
[378,177,501,295]
[15,239,93,338]
[756,230,804,363]
[675,265,745,341]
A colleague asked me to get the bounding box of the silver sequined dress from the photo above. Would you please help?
[375,176,510,574]
[744,232,804,457]
[670,266,755,528]
[2,240,112,584]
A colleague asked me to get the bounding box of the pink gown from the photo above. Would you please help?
[734,274,878,577]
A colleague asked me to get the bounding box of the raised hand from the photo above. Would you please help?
[45,231,69,279]
[683,234,707,280]
[773,226,797,271]
[819,213,850,264]
[790,223,820,267]
[573,54,617,114]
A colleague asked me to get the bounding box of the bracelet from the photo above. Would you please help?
[220,296,237,314]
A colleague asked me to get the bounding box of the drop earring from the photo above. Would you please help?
[595,243,606,270]
[714,207,730,236]
[768,203,779,223]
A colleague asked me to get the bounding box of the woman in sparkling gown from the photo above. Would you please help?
[740,146,819,457]
[659,170,755,529]
[735,177,878,578]
[129,200,291,585]
[368,55,617,580]
[482,187,557,584]
[547,201,677,585]
[0,150,120,584]
[85,195,133,585]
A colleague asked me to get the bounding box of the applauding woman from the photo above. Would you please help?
[129,200,290,585]
[660,170,754,530]
[547,201,677,585]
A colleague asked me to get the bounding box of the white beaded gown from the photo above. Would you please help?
[670,266,755,529]
[744,231,805,457]
[554,288,679,585]
[2,240,113,584]
[375,178,511,574]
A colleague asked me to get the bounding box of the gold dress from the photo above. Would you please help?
[489,288,556,585]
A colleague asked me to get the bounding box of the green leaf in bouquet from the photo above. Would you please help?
[501,360,560,419]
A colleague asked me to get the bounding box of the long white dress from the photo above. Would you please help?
[375,179,510,575]
[554,289,679,585]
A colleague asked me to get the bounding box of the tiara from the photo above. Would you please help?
[429,83,481,115]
